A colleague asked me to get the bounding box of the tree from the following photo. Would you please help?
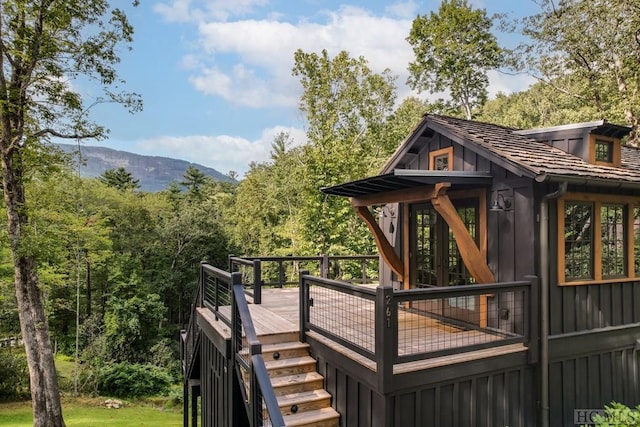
[99,167,140,191]
[180,165,210,199]
[518,0,640,140]
[292,49,396,254]
[0,1,141,425]
[407,0,504,119]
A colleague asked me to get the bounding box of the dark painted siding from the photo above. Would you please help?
[314,346,536,427]
[549,347,640,427]
[390,368,536,427]
[200,336,230,427]
[549,281,640,334]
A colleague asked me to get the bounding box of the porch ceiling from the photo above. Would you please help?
[321,169,493,198]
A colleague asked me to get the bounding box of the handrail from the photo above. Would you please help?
[231,275,285,427]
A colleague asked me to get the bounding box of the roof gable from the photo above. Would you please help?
[382,114,640,188]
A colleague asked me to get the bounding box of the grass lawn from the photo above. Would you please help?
[0,397,183,426]
[0,354,182,426]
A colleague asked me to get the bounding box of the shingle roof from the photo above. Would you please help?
[421,115,640,187]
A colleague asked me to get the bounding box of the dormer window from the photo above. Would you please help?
[589,134,621,167]
[429,147,453,171]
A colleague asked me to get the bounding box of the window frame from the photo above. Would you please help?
[429,146,454,171]
[589,134,621,167]
[557,192,638,286]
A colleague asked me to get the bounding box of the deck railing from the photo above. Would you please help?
[299,271,538,390]
[232,254,378,289]
[202,263,233,326]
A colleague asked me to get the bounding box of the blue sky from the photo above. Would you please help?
[84,0,539,176]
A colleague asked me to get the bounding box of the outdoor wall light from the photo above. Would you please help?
[381,205,396,233]
[490,194,512,211]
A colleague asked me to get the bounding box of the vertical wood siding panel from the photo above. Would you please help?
[336,369,347,422]
[458,380,472,427]
[562,288,576,333]
[622,283,633,324]
[508,371,521,427]
[612,285,623,326]
[463,146,476,172]
[358,383,372,427]
[476,376,489,427]
[576,287,588,331]
[440,384,455,427]
[493,372,506,427]
[347,375,359,427]
[395,392,415,427]
[419,388,436,427]
[549,362,563,427]
[371,391,386,427]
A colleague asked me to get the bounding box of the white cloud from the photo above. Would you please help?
[385,1,420,19]
[134,126,307,176]
[154,0,269,23]
[186,6,415,109]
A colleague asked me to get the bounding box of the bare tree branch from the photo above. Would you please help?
[31,128,101,140]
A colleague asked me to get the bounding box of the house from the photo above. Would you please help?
[182,114,640,427]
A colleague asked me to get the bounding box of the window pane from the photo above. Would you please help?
[601,204,625,277]
[565,202,593,280]
[595,140,612,162]
[415,206,437,287]
[434,155,449,171]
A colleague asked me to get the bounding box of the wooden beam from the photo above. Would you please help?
[350,183,451,207]
[353,206,404,281]
[431,194,495,284]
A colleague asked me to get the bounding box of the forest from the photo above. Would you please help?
[0,0,639,424]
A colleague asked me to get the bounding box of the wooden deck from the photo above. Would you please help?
[199,287,526,373]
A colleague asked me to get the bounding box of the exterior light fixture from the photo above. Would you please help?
[490,194,512,211]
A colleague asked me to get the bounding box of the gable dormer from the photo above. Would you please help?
[516,120,630,168]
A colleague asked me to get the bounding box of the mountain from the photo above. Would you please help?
[57,143,234,192]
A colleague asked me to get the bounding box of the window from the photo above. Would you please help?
[558,194,640,285]
[595,140,613,162]
[589,134,621,167]
[429,147,453,171]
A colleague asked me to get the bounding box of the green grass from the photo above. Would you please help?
[0,398,182,426]
[0,354,183,426]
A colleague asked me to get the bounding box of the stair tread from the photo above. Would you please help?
[270,372,324,388]
[277,389,331,406]
[262,341,310,352]
[282,407,340,426]
[265,356,316,369]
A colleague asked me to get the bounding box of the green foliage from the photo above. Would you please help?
[592,402,640,426]
[0,350,29,401]
[103,294,166,363]
[97,363,172,398]
[99,168,140,191]
[407,0,504,119]
[516,0,640,139]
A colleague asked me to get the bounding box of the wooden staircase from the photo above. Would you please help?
[260,335,340,427]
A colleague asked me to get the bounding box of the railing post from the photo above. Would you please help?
[278,260,284,288]
[253,259,262,305]
[361,258,367,284]
[376,285,396,394]
[230,272,242,355]
[228,254,234,273]
[199,261,205,308]
[299,270,310,343]
[526,275,540,364]
[321,254,329,278]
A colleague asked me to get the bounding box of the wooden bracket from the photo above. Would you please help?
[352,205,404,281]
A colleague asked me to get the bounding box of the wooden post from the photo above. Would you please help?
[375,285,396,394]
[278,260,284,288]
[253,259,262,305]
[190,386,198,427]
[321,254,329,278]
[183,382,189,427]
[299,270,309,343]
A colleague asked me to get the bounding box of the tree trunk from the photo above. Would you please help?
[1,147,65,427]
